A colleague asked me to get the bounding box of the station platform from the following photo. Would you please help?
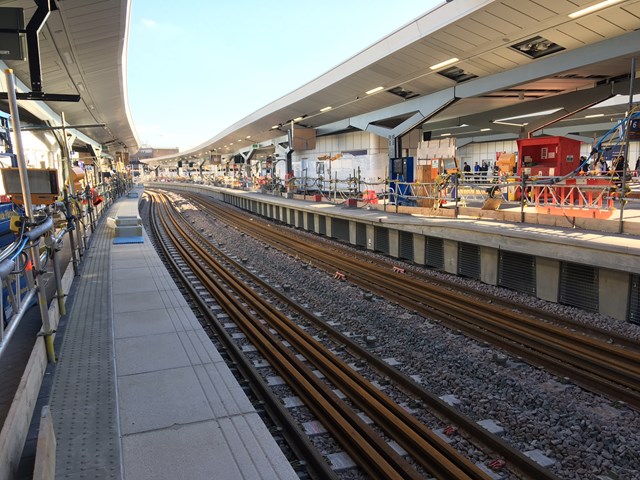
[151,182,640,323]
[43,187,298,479]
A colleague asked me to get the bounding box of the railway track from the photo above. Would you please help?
[144,194,338,480]
[175,190,640,411]
[146,189,563,480]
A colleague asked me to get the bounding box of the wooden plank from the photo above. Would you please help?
[0,340,47,480]
[33,406,56,480]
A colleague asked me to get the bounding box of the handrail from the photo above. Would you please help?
[0,186,118,360]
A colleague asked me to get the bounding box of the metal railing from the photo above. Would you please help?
[0,175,130,362]
[150,172,634,221]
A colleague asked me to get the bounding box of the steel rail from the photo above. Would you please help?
[144,194,338,480]
[148,192,426,480]
[155,191,495,480]
[150,190,563,480]
[178,191,640,410]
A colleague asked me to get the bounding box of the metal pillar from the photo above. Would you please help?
[619,57,636,233]
[4,69,56,362]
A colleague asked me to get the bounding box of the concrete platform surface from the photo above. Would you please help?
[49,187,298,480]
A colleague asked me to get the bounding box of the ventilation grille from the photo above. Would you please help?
[510,35,565,59]
[399,231,414,261]
[387,86,419,99]
[458,243,481,279]
[318,216,327,235]
[332,218,350,243]
[630,275,640,324]
[498,250,536,295]
[559,262,598,312]
[425,236,444,269]
[437,66,477,83]
[374,227,390,254]
[356,223,367,248]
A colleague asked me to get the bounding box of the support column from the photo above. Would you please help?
[413,234,425,265]
[443,239,458,275]
[599,268,630,321]
[480,246,498,285]
[349,221,357,246]
[389,229,399,258]
[366,225,375,251]
[536,257,560,302]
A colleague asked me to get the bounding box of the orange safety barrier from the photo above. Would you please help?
[530,180,615,218]
[362,190,378,204]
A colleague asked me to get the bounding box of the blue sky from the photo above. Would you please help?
[127,0,440,151]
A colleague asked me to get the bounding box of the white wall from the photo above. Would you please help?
[291,131,388,191]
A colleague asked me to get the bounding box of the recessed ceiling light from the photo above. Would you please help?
[365,86,384,95]
[493,120,526,127]
[430,58,459,70]
[62,51,74,65]
[320,106,332,112]
[569,0,624,19]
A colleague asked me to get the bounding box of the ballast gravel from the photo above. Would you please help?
[165,193,640,480]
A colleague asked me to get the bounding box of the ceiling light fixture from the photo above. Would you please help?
[585,113,605,118]
[497,108,562,122]
[493,120,526,127]
[271,125,279,129]
[246,135,251,139]
[480,128,491,131]
[441,133,451,136]
[430,57,459,70]
[293,116,303,122]
[365,86,384,95]
[62,51,74,65]
[320,106,332,112]
[569,0,624,18]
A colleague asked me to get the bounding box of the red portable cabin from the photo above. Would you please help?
[516,136,582,177]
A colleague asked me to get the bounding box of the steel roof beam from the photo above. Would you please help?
[456,30,640,99]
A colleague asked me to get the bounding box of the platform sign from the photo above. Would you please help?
[629,118,640,141]
[602,144,624,161]
[0,8,24,61]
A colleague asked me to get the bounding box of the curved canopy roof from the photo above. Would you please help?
[0,0,139,154]
[147,0,640,166]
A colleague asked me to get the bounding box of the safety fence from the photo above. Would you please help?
[162,172,639,221]
[0,181,127,361]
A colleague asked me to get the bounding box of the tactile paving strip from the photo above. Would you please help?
[49,217,121,479]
